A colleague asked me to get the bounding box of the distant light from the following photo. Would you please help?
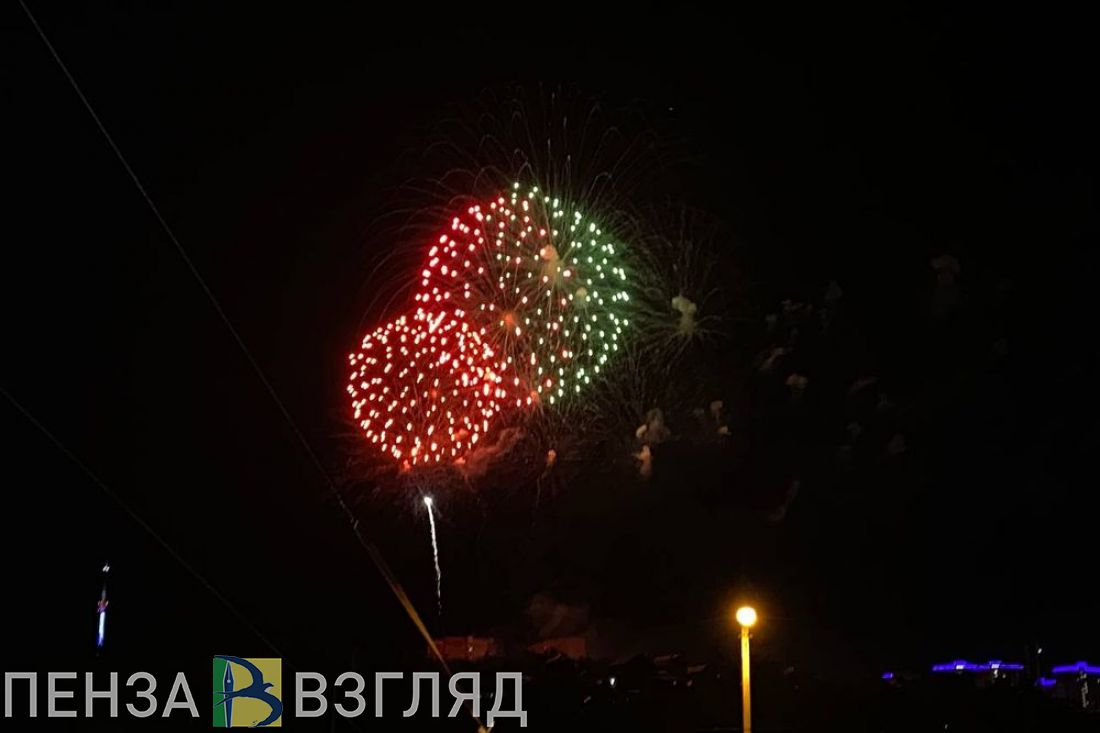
[1051,661,1100,676]
[735,606,758,628]
[931,659,1024,673]
[1038,677,1056,688]
[96,610,106,648]
[881,672,895,680]
[423,496,433,507]
[608,676,616,688]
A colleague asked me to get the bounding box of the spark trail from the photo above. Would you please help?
[423,496,442,616]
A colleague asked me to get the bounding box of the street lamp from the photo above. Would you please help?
[735,606,757,733]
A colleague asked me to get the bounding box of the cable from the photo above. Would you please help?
[1,386,285,658]
[16,0,464,699]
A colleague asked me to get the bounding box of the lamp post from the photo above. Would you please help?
[735,606,758,733]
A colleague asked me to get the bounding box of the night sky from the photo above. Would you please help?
[4,3,1098,724]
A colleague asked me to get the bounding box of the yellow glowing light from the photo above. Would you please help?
[735,606,758,628]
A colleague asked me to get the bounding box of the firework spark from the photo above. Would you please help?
[346,307,510,468]
[423,495,442,615]
[415,184,634,407]
[631,205,730,363]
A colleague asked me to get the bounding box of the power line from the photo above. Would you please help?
[1,386,285,658]
[16,0,460,692]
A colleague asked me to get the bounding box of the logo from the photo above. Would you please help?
[213,656,283,727]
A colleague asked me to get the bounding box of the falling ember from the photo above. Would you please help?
[423,496,442,616]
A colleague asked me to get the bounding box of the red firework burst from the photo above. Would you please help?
[346,307,511,468]
[349,184,631,468]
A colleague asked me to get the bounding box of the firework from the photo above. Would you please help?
[424,87,672,229]
[348,90,679,475]
[360,87,671,340]
[346,307,511,468]
[423,496,442,615]
[415,184,634,407]
[631,205,731,363]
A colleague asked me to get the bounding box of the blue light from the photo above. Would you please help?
[881,672,895,680]
[931,659,1024,673]
[96,610,106,648]
[988,660,1023,671]
[1051,661,1100,676]
[96,562,110,650]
